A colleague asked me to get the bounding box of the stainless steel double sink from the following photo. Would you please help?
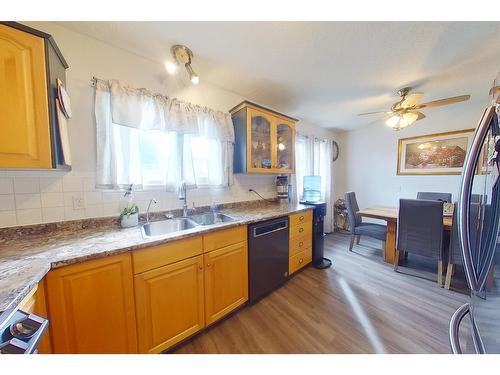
[141,212,235,238]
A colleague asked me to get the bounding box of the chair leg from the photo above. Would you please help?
[393,250,400,271]
[356,235,361,245]
[349,235,355,251]
[438,260,443,288]
[445,263,454,290]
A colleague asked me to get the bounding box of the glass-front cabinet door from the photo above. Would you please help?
[274,120,295,173]
[247,109,273,172]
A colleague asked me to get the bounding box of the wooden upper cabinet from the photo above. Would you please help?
[134,255,205,354]
[230,101,297,174]
[46,254,138,354]
[0,22,69,170]
[0,24,51,168]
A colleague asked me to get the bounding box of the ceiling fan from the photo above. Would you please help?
[358,87,471,131]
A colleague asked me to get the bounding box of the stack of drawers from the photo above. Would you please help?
[288,210,313,275]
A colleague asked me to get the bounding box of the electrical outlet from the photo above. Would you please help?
[72,194,85,210]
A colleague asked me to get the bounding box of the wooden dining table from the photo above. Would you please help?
[357,206,453,264]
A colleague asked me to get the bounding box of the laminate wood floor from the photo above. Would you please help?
[173,232,470,354]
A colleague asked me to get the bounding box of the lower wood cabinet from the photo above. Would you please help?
[134,255,205,354]
[288,211,313,275]
[204,241,248,326]
[45,254,138,354]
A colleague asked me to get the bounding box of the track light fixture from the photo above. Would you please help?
[165,45,200,85]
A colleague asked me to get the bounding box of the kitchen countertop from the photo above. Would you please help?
[0,201,312,315]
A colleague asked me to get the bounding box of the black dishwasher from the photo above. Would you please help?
[248,216,289,304]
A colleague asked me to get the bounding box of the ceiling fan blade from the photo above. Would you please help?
[416,95,470,109]
[357,110,392,116]
[401,92,424,108]
[413,111,426,120]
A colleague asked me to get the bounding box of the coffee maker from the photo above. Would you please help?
[276,175,290,204]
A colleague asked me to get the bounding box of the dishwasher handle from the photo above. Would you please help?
[252,218,288,238]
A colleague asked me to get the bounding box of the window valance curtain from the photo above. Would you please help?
[102,79,234,141]
[94,79,234,189]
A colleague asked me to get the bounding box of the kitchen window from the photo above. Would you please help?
[94,79,234,190]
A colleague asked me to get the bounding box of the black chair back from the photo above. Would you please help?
[449,202,492,265]
[397,199,444,260]
[344,192,361,234]
[417,191,452,203]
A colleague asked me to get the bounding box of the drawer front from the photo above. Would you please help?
[133,236,203,274]
[289,220,312,239]
[203,225,247,252]
[289,235,312,257]
[289,248,312,275]
[289,210,312,227]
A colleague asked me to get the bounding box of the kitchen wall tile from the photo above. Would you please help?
[13,177,40,194]
[42,207,65,223]
[16,209,42,225]
[39,177,63,193]
[15,194,41,210]
[101,202,120,217]
[64,206,86,221]
[102,191,123,203]
[83,176,98,192]
[0,194,16,211]
[0,210,17,228]
[41,192,65,208]
[0,178,14,194]
[84,191,102,205]
[85,204,104,218]
[62,175,83,192]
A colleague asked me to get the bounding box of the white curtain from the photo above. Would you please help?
[314,138,334,233]
[94,79,234,189]
[294,133,313,202]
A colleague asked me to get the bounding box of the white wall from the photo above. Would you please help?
[0,21,333,228]
[336,101,487,209]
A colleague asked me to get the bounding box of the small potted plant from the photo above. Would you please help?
[120,203,139,228]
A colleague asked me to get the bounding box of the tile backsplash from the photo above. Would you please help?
[0,170,278,228]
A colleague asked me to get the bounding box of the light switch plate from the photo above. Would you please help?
[72,194,85,210]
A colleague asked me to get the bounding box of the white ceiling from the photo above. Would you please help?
[57,21,500,131]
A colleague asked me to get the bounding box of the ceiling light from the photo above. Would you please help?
[165,61,178,75]
[385,115,400,128]
[185,63,199,85]
[170,44,200,85]
[400,112,418,128]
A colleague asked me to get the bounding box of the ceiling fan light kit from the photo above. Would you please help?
[165,44,200,84]
[360,86,471,131]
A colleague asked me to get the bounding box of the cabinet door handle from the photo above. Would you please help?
[206,264,211,267]
[199,266,203,270]
[299,242,303,247]
[299,228,304,233]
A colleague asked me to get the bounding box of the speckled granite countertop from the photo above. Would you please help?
[0,201,312,315]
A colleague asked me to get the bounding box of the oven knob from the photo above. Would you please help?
[10,314,44,340]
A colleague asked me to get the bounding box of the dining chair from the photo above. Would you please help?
[395,199,445,287]
[416,192,452,202]
[445,202,491,289]
[344,191,387,253]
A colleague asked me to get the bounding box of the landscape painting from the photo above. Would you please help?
[397,129,475,175]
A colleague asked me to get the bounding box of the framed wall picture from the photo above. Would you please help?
[397,129,476,175]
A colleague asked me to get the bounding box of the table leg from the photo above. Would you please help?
[384,221,397,264]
